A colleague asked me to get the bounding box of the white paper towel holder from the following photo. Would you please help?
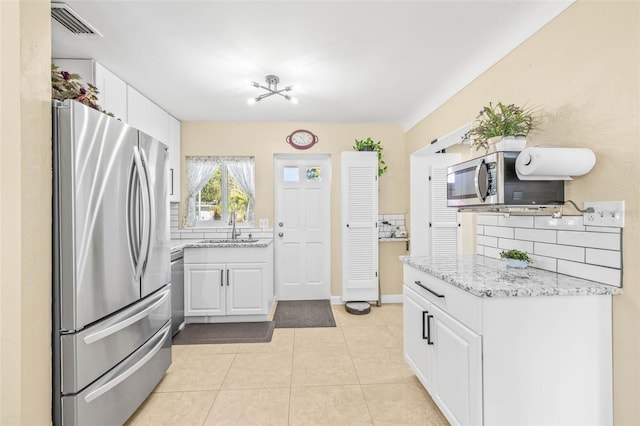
[515,147,596,180]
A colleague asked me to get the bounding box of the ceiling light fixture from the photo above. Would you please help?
[247,75,298,105]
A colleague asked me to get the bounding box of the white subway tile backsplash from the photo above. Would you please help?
[477,235,498,247]
[484,226,514,239]
[498,215,534,228]
[534,242,584,262]
[557,231,620,250]
[585,226,621,234]
[483,246,501,259]
[529,254,557,273]
[534,216,585,231]
[498,239,533,253]
[477,213,622,287]
[477,215,498,226]
[514,228,557,243]
[557,260,621,287]
[586,248,622,268]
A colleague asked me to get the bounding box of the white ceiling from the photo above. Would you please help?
[51,1,573,130]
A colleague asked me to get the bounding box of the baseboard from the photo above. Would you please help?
[330,294,403,305]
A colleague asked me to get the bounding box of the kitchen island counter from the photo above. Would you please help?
[400,254,621,298]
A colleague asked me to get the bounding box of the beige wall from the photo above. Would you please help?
[0,0,52,424]
[406,1,640,423]
[180,122,406,297]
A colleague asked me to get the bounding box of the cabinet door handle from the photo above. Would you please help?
[414,280,445,299]
[422,310,429,340]
[226,269,230,286]
[220,269,224,287]
[169,168,174,196]
[426,314,434,345]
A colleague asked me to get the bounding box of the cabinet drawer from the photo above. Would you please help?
[403,264,482,334]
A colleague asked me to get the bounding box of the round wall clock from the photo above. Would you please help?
[286,129,318,150]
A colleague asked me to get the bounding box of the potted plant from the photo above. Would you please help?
[462,101,536,152]
[51,64,113,116]
[353,137,388,176]
[499,249,533,269]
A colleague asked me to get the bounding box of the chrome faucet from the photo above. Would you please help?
[229,210,241,239]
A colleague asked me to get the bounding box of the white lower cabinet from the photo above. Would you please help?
[430,303,482,426]
[403,263,613,425]
[184,245,274,322]
[185,262,267,316]
[404,285,482,425]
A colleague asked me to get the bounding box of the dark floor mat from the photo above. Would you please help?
[172,321,275,345]
[273,300,336,328]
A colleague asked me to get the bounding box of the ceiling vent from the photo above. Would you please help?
[51,3,101,36]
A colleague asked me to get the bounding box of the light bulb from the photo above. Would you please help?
[247,98,256,105]
[290,97,299,104]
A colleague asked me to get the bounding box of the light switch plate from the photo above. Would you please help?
[259,218,269,229]
[583,201,625,228]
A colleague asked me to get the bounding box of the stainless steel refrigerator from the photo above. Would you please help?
[52,100,172,425]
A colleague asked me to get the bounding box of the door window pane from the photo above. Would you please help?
[283,167,299,182]
[306,167,322,182]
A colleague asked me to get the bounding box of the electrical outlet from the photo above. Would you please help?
[583,201,625,228]
[259,218,269,229]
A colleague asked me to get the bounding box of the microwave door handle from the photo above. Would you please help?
[474,160,486,201]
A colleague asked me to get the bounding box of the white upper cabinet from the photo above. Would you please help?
[126,86,169,143]
[167,115,181,203]
[55,58,181,203]
[52,59,127,121]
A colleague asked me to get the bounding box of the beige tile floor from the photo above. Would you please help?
[126,303,449,426]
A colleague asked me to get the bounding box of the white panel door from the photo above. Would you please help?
[274,155,331,300]
[341,152,378,302]
[410,153,461,257]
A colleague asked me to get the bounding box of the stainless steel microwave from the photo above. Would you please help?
[446,151,564,211]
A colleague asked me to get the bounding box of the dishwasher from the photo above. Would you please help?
[171,248,185,336]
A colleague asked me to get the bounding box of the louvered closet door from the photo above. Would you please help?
[430,167,461,256]
[410,153,461,257]
[341,152,378,302]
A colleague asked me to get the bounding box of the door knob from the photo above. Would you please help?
[278,232,284,237]
[279,222,284,227]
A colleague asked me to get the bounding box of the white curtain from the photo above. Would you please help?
[183,157,220,227]
[227,158,255,224]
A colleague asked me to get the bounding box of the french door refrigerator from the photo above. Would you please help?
[52,100,171,425]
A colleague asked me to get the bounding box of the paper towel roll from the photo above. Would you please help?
[515,147,596,180]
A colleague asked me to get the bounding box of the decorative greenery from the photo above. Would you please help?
[353,137,388,176]
[499,249,533,264]
[51,64,113,116]
[462,101,536,151]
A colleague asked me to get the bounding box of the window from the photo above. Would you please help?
[183,156,255,227]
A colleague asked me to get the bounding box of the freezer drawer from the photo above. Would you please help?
[61,321,172,426]
[60,285,171,394]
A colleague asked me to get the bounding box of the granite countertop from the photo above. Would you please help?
[181,238,273,249]
[379,237,410,243]
[401,255,621,298]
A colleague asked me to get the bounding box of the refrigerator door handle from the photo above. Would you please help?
[82,287,170,344]
[132,146,151,282]
[127,156,140,274]
[139,147,156,278]
[83,323,170,403]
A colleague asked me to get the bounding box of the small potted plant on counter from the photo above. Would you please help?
[462,101,536,153]
[499,249,533,269]
[353,137,388,176]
